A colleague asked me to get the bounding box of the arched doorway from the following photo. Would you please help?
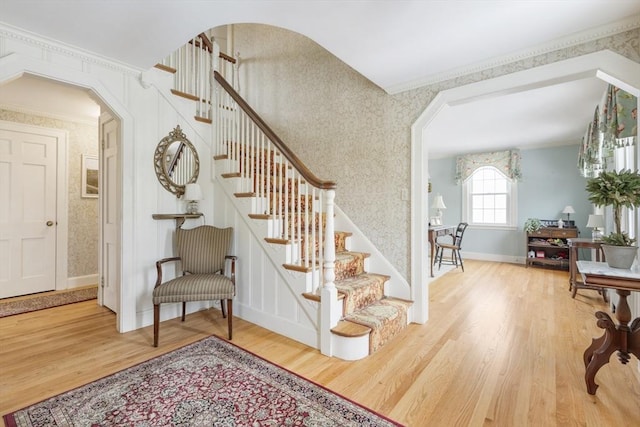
[410,50,640,323]
[0,57,135,332]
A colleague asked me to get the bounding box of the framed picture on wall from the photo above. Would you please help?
[81,154,99,198]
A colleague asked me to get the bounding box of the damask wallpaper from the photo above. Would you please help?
[0,109,98,280]
[234,25,639,280]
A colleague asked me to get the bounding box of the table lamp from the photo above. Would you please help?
[562,205,575,224]
[433,194,447,225]
[183,183,202,214]
[586,214,604,241]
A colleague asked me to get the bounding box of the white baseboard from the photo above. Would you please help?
[67,274,99,289]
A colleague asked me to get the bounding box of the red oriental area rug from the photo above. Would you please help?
[3,335,403,427]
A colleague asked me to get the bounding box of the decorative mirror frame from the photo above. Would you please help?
[153,125,200,197]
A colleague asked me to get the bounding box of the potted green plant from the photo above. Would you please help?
[585,169,640,268]
[524,218,542,233]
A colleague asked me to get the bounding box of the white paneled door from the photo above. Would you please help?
[99,113,119,313]
[0,122,64,298]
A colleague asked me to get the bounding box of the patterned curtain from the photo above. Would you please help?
[600,85,637,149]
[578,84,637,177]
[455,149,522,183]
[578,107,606,178]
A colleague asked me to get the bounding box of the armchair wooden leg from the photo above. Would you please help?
[220,299,227,318]
[153,304,160,347]
[227,299,233,340]
[181,302,186,321]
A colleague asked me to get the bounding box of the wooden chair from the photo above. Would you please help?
[436,222,468,271]
[153,225,236,346]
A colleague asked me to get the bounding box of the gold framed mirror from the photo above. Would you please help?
[153,125,200,197]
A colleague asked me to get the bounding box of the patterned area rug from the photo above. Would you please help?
[0,287,98,318]
[3,335,403,427]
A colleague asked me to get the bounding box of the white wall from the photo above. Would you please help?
[0,24,216,332]
[0,24,324,347]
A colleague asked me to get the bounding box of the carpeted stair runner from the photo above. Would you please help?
[331,232,412,354]
[343,298,409,353]
[332,249,411,354]
[224,147,412,356]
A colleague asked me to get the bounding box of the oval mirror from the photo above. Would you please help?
[153,125,200,197]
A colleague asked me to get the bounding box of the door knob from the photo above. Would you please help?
[46,221,54,227]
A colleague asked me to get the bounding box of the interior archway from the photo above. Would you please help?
[0,55,135,333]
[410,50,640,323]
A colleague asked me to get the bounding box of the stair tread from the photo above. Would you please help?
[335,272,390,286]
[331,320,371,338]
[344,297,412,325]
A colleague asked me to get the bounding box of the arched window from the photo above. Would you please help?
[462,166,517,228]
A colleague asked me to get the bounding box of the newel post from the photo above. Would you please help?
[321,189,338,356]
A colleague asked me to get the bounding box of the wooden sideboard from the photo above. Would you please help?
[526,227,578,270]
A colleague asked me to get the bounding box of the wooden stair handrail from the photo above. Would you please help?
[214,71,336,190]
[192,33,237,64]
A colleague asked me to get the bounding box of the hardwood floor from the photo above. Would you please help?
[1,260,639,426]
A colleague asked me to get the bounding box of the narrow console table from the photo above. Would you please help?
[152,213,203,229]
[576,260,640,395]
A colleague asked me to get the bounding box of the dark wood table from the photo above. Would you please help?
[428,225,456,277]
[568,238,607,301]
[576,260,640,395]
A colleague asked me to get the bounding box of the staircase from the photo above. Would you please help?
[331,240,412,355]
[155,32,413,360]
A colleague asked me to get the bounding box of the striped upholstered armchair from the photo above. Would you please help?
[153,225,236,347]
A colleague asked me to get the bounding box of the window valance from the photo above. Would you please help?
[455,149,522,183]
[600,85,637,149]
[578,84,637,177]
[578,107,606,178]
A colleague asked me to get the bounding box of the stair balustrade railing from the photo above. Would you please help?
[159,33,238,122]
[162,33,341,356]
[213,70,340,355]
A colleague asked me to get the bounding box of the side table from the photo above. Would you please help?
[576,261,640,395]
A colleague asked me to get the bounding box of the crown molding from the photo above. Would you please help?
[0,103,98,126]
[0,22,143,77]
[388,14,640,94]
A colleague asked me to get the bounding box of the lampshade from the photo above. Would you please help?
[183,183,202,201]
[586,214,604,229]
[433,194,447,210]
[562,205,575,214]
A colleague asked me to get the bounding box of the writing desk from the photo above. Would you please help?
[576,261,640,395]
[428,225,456,277]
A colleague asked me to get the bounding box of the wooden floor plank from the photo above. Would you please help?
[1,260,639,426]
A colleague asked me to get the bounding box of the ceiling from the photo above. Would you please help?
[1,1,639,158]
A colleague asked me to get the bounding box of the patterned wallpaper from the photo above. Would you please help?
[234,25,639,281]
[0,109,99,279]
